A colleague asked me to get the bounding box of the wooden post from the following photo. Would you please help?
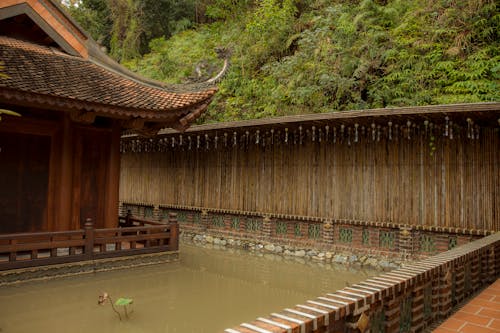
[9,239,17,262]
[169,212,179,251]
[50,235,57,258]
[84,218,94,259]
[125,210,132,227]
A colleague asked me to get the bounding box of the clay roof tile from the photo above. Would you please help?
[0,36,217,118]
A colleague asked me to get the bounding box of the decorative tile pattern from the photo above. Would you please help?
[231,217,240,230]
[246,219,262,232]
[339,228,353,243]
[451,272,456,304]
[464,262,471,294]
[177,211,187,223]
[424,284,432,320]
[448,236,458,249]
[420,234,436,253]
[308,224,321,239]
[379,230,395,249]
[370,308,385,333]
[212,215,225,228]
[123,205,131,213]
[294,223,302,237]
[276,221,287,235]
[144,207,153,218]
[362,228,370,245]
[400,296,413,333]
[192,212,201,224]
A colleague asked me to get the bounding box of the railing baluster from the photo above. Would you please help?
[145,228,151,248]
[50,235,57,258]
[9,239,17,262]
[84,218,94,259]
[116,229,122,251]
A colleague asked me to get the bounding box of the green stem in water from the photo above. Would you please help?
[108,296,122,321]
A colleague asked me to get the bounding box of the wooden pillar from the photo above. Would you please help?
[84,218,94,259]
[104,120,121,228]
[55,115,74,230]
[169,212,179,251]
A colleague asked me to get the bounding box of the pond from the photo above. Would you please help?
[0,243,377,333]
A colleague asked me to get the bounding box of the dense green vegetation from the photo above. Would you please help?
[66,0,499,123]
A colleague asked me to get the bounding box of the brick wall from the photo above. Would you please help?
[120,202,491,259]
[222,232,500,333]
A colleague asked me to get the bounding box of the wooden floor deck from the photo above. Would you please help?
[433,279,500,333]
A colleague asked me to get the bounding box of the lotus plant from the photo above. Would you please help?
[98,292,134,320]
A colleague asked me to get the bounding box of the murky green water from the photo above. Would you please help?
[0,243,376,332]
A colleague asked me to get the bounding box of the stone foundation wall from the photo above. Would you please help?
[182,231,402,270]
[0,251,179,286]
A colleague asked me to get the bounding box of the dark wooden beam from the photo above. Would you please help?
[69,110,96,124]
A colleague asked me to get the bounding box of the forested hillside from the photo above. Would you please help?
[65,0,499,123]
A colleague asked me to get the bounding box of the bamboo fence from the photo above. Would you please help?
[120,125,499,231]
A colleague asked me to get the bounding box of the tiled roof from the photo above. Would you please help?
[0,36,217,119]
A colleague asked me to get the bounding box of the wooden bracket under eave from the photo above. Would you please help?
[173,101,211,132]
[133,125,164,138]
[69,110,96,124]
[122,117,145,130]
[171,121,189,132]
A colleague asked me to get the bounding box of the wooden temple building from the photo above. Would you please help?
[0,0,221,234]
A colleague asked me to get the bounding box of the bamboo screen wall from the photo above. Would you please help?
[120,123,499,231]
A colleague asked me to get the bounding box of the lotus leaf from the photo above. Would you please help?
[115,298,133,306]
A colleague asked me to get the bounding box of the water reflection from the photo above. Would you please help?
[0,243,377,333]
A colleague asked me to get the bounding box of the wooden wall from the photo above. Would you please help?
[120,128,499,231]
[0,131,51,233]
[0,111,121,232]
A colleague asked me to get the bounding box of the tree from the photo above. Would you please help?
[65,0,199,61]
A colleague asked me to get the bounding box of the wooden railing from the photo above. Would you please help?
[118,211,166,227]
[0,213,179,271]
